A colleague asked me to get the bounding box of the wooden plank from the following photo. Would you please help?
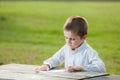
[0,69,74,80]
[38,70,109,79]
[85,75,120,80]
[0,64,120,80]
[0,64,74,80]
[0,64,109,79]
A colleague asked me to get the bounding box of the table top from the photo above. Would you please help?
[0,64,120,80]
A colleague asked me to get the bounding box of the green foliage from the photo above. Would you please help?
[0,1,120,74]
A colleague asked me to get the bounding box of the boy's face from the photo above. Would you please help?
[64,30,85,50]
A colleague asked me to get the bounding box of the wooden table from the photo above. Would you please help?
[0,64,120,80]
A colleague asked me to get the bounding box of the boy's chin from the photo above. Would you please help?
[68,45,76,50]
[70,46,78,50]
[71,48,75,50]
[70,47,75,50]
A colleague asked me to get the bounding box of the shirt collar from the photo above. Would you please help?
[76,40,87,51]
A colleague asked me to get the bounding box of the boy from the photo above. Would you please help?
[35,16,106,73]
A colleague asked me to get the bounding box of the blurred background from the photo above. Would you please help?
[0,0,120,74]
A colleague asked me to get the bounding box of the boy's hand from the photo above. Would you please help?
[65,66,84,72]
[65,66,74,72]
[35,64,50,73]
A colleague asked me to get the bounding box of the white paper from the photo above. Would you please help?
[40,69,65,73]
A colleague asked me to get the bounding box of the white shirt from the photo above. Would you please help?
[44,41,106,72]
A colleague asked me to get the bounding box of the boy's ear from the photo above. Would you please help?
[82,35,87,40]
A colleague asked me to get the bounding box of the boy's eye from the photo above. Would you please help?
[65,37,75,40]
[71,38,76,40]
[70,38,76,41]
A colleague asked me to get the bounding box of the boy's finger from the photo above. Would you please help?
[46,66,50,71]
[35,67,42,73]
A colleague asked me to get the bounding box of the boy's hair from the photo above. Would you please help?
[63,16,88,38]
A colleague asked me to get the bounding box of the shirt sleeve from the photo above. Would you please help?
[43,45,65,69]
[83,50,106,73]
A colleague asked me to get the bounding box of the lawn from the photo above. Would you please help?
[0,1,120,74]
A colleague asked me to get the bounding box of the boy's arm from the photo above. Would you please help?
[83,59,106,73]
[66,51,106,73]
[83,51,106,73]
[66,61,105,73]
[43,45,66,69]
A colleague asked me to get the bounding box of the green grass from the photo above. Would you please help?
[0,1,120,74]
